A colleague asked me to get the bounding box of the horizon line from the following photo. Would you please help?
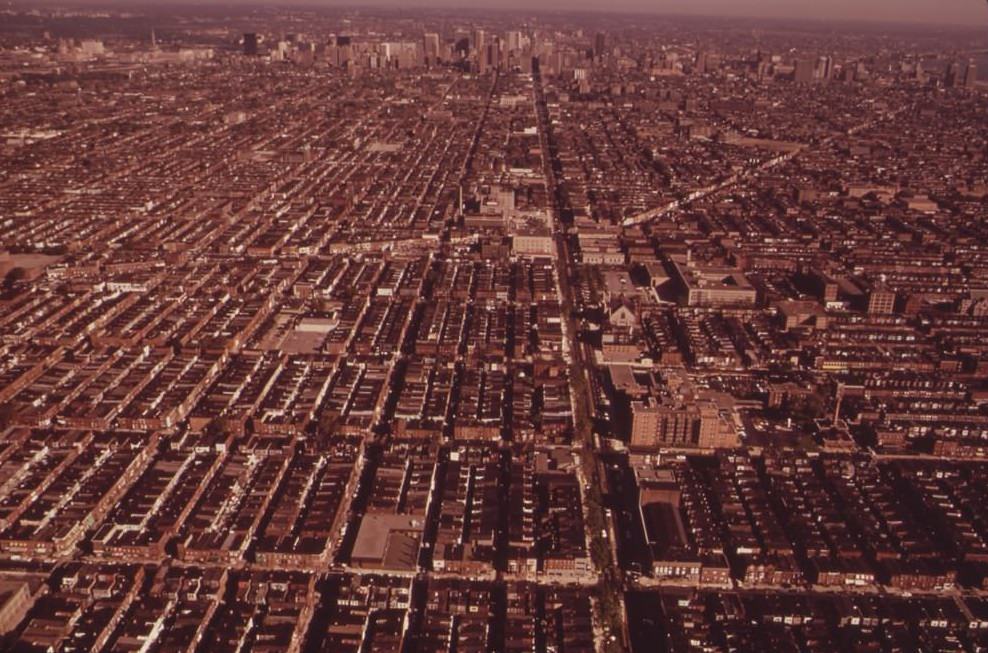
[10,0,988,33]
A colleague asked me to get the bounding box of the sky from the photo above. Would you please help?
[583,0,988,25]
[44,0,988,28]
[262,0,988,27]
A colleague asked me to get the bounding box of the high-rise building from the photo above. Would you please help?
[868,286,896,315]
[382,41,419,69]
[946,61,962,87]
[423,33,440,66]
[944,60,976,88]
[794,58,815,84]
[474,29,487,73]
[694,51,708,75]
[243,32,258,56]
[964,60,978,88]
[594,32,606,58]
[0,581,31,635]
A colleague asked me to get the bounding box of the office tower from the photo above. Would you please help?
[491,37,501,70]
[794,58,815,84]
[295,42,315,67]
[473,30,490,73]
[423,32,440,66]
[271,40,288,62]
[964,60,978,88]
[944,60,976,88]
[694,51,708,75]
[243,32,258,56]
[816,55,833,81]
[505,30,522,53]
[594,32,606,58]
[946,61,961,87]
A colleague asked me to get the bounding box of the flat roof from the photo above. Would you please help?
[351,514,424,568]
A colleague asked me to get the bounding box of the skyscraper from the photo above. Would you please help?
[243,32,258,56]
[794,58,815,84]
[474,29,487,73]
[473,29,491,74]
[694,51,708,75]
[594,32,606,58]
[964,60,978,88]
[423,32,440,66]
[946,61,962,87]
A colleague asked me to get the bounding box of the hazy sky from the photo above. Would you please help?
[292,0,988,27]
